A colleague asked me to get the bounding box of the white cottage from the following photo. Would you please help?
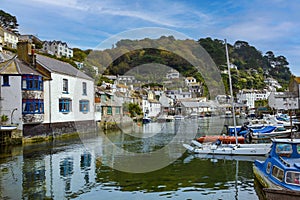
[0,41,97,138]
[33,54,96,135]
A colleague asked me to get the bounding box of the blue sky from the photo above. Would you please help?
[2,0,300,76]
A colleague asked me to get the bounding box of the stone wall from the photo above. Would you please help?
[23,120,96,137]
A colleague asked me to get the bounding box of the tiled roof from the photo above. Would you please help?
[148,99,159,103]
[36,54,93,80]
[186,77,195,80]
[117,84,128,88]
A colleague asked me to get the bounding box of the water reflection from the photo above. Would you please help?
[0,117,261,199]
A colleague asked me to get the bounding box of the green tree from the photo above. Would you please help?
[123,103,143,117]
[0,10,19,33]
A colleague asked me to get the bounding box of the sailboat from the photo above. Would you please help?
[183,39,272,156]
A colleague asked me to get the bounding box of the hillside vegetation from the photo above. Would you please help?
[74,36,292,95]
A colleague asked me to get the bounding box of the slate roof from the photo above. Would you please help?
[0,55,42,76]
[181,101,200,108]
[36,54,93,81]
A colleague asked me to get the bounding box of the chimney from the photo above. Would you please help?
[17,41,36,66]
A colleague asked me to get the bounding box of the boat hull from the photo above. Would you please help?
[142,118,151,124]
[193,146,269,156]
[263,188,300,200]
[253,165,281,189]
[197,135,245,144]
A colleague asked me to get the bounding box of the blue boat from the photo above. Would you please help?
[253,138,300,195]
[142,115,151,124]
[228,124,277,137]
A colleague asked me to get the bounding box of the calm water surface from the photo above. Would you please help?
[0,117,266,200]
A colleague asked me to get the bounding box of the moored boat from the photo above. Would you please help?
[197,135,245,144]
[252,126,296,140]
[183,140,271,156]
[142,115,151,124]
[263,188,300,200]
[228,125,278,137]
[253,138,300,197]
[174,115,185,120]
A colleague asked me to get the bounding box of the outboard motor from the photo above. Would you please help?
[237,122,249,136]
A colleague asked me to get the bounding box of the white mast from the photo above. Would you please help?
[225,39,238,145]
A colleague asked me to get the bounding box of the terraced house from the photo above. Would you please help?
[0,26,19,49]
[0,41,97,143]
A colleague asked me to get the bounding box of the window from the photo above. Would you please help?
[79,100,89,113]
[266,162,271,174]
[297,144,300,154]
[101,95,106,103]
[272,166,284,182]
[286,171,300,185]
[95,105,101,112]
[115,107,120,114]
[107,106,112,115]
[82,82,87,95]
[2,75,9,86]
[63,79,68,93]
[59,98,71,112]
[22,75,43,90]
[22,99,44,114]
[276,143,292,156]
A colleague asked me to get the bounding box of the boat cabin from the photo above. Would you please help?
[254,139,300,191]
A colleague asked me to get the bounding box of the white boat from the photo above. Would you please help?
[174,115,185,120]
[184,152,266,163]
[252,126,296,139]
[157,115,174,122]
[183,140,271,156]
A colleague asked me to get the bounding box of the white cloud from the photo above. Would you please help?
[220,19,295,41]
[23,0,212,28]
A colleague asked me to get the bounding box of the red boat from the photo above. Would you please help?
[197,135,245,144]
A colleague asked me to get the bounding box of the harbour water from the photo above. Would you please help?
[0,117,266,200]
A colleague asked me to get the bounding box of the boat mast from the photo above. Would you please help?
[225,39,238,145]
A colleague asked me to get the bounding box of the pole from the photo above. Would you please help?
[290,109,293,140]
[225,39,238,145]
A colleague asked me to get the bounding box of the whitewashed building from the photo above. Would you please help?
[0,27,18,49]
[142,98,161,118]
[268,92,298,111]
[166,69,179,79]
[165,90,192,100]
[264,77,282,91]
[0,41,97,139]
[35,54,95,134]
[185,77,196,86]
[236,89,271,109]
[0,54,43,133]
[42,40,73,58]
[142,91,161,117]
